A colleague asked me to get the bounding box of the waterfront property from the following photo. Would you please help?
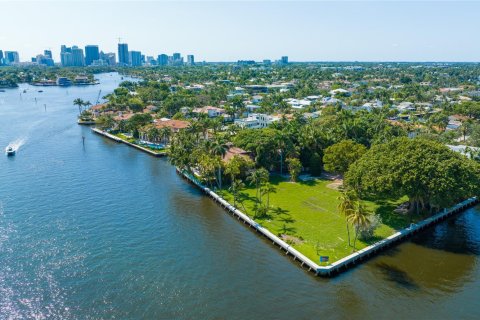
[180,169,479,276]
[218,175,409,263]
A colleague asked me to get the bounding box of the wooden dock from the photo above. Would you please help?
[91,128,166,157]
[178,168,479,277]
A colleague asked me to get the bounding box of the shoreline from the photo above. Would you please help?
[91,127,166,157]
[177,168,479,277]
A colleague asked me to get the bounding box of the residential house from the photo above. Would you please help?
[192,106,226,118]
[234,113,279,129]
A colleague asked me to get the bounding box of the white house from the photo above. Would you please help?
[329,88,350,96]
[192,106,226,118]
[285,98,311,109]
[234,113,280,129]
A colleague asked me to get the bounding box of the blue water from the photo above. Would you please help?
[0,73,479,319]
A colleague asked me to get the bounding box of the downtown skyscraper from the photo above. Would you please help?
[118,43,129,66]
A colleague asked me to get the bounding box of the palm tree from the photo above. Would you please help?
[73,98,85,116]
[159,127,171,145]
[261,182,276,208]
[337,190,358,247]
[247,168,269,201]
[209,139,228,190]
[147,126,160,142]
[347,202,372,251]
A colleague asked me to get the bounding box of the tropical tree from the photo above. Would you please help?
[347,202,372,250]
[337,189,358,246]
[247,168,269,201]
[345,137,480,214]
[209,138,228,189]
[323,140,367,174]
[73,98,85,116]
[159,127,171,145]
[261,182,276,208]
[287,157,302,182]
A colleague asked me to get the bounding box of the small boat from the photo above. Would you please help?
[23,89,27,93]
[6,146,15,156]
[38,90,43,93]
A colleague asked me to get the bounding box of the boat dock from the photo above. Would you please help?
[91,128,166,157]
[178,168,479,277]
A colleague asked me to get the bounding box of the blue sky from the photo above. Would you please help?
[1,1,479,62]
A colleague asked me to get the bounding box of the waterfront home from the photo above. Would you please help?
[90,103,108,117]
[138,119,190,143]
[153,118,190,133]
[234,113,280,129]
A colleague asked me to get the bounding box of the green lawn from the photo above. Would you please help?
[219,176,412,264]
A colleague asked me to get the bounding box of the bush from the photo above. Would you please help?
[359,214,382,240]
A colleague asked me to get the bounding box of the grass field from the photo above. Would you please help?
[219,175,412,264]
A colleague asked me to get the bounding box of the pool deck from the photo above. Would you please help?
[177,168,479,277]
[91,128,166,157]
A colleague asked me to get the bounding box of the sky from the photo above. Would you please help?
[0,1,479,62]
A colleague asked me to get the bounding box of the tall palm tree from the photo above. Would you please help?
[209,139,228,190]
[337,190,358,246]
[347,202,372,251]
[73,98,85,116]
[247,168,269,201]
[261,182,276,208]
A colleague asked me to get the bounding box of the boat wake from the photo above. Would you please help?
[6,138,26,152]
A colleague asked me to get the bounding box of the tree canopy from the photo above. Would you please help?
[345,137,480,212]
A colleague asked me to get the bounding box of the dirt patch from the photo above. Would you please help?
[280,234,304,245]
[326,181,343,190]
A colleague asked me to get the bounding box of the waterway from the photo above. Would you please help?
[0,73,479,319]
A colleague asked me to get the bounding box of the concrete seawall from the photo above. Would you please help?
[91,128,166,157]
[177,168,479,277]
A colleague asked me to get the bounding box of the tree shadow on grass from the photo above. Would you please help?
[372,200,412,231]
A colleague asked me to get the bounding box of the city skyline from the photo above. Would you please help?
[1,1,480,62]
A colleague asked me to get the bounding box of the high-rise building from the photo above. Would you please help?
[85,45,100,66]
[99,51,116,66]
[0,50,4,65]
[187,55,195,65]
[157,54,168,66]
[129,51,142,67]
[146,56,156,65]
[71,46,85,66]
[173,52,181,61]
[44,50,52,59]
[61,45,74,66]
[118,43,129,65]
[280,56,289,64]
[5,51,20,64]
[36,54,54,66]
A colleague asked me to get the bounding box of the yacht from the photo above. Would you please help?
[6,146,15,156]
